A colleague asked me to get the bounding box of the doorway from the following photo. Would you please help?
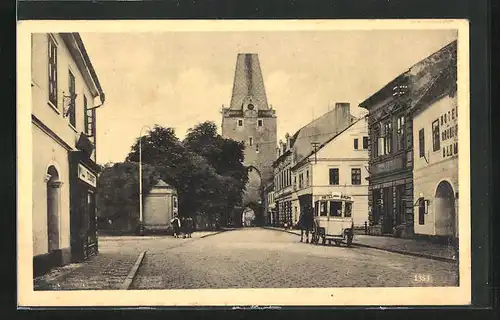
[435,180,457,237]
[46,166,62,253]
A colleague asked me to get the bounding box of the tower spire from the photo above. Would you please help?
[229,53,269,110]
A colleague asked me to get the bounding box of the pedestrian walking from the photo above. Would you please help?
[299,204,314,243]
[171,215,181,238]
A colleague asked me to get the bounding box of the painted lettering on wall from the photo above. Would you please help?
[440,105,458,159]
[78,164,97,187]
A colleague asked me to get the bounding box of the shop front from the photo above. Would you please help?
[69,138,100,262]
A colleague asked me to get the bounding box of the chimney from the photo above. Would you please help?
[334,102,351,130]
[285,133,290,150]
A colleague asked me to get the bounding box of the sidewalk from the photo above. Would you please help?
[34,229,228,290]
[262,226,457,263]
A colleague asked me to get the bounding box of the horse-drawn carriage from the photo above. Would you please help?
[310,192,354,247]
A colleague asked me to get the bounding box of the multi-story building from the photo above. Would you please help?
[410,41,458,240]
[31,33,105,276]
[360,39,457,238]
[262,182,276,225]
[273,102,358,227]
[291,115,369,227]
[273,135,294,227]
[221,53,277,226]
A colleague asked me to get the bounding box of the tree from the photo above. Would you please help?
[96,162,159,232]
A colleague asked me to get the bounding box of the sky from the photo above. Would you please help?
[80,29,458,165]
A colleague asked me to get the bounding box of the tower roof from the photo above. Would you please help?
[229,53,269,110]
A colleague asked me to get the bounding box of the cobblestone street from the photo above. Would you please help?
[130,228,459,289]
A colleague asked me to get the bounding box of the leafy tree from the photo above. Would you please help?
[96,162,159,231]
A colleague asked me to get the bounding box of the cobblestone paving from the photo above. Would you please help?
[131,228,459,289]
[34,234,216,290]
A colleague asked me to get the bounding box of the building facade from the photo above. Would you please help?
[291,116,370,227]
[221,53,277,225]
[411,41,458,238]
[360,40,457,238]
[262,183,276,225]
[31,33,105,276]
[273,136,294,227]
[143,180,179,233]
[272,102,359,227]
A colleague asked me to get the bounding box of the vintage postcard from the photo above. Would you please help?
[17,19,471,307]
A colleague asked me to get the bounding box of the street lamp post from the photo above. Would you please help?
[138,125,151,236]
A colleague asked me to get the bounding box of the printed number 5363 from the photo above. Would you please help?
[414,274,433,283]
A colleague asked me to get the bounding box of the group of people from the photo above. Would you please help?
[170,215,194,238]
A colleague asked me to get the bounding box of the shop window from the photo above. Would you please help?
[329,201,342,217]
[314,202,319,216]
[432,119,440,151]
[354,138,359,150]
[419,128,425,158]
[48,35,58,108]
[351,168,361,185]
[329,168,339,185]
[363,136,369,149]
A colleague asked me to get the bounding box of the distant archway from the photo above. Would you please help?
[240,201,263,227]
[435,180,456,237]
[46,165,62,252]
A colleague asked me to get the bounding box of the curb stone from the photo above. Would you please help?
[261,226,456,263]
[199,228,235,239]
[121,250,146,290]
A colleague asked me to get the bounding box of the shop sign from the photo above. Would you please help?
[316,193,352,201]
[78,164,97,187]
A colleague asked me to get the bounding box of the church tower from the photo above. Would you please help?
[221,53,277,218]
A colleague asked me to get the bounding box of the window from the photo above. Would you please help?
[68,70,76,127]
[440,115,444,125]
[329,201,342,217]
[256,144,259,153]
[84,95,95,137]
[306,170,309,186]
[319,201,328,217]
[249,137,253,146]
[354,138,359,150]
[419,128,425,158]
[396,115,405,151]
[48,35,58,107]
[237,119,243,126]
[454,142,458,154]
[384,121,392,154]
[298,173,303,189]
[418,198,426,225]
[173,197,178,208]
[351,168,361,185]
[432,119,440,151]
[329,168,339,185]
[293,176,297,189]
[258,119,263,127]
[344,202,352,218]
[362,136,369,149]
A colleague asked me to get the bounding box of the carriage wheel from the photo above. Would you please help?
[334,240,341,246]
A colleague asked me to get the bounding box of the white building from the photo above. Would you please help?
[291,116,370,227]
[31,33,105,276]
[412,41,458,238]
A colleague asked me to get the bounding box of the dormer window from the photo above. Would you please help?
[258,119,263,127]
[237,119,243,127]
[247,104,255,110]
